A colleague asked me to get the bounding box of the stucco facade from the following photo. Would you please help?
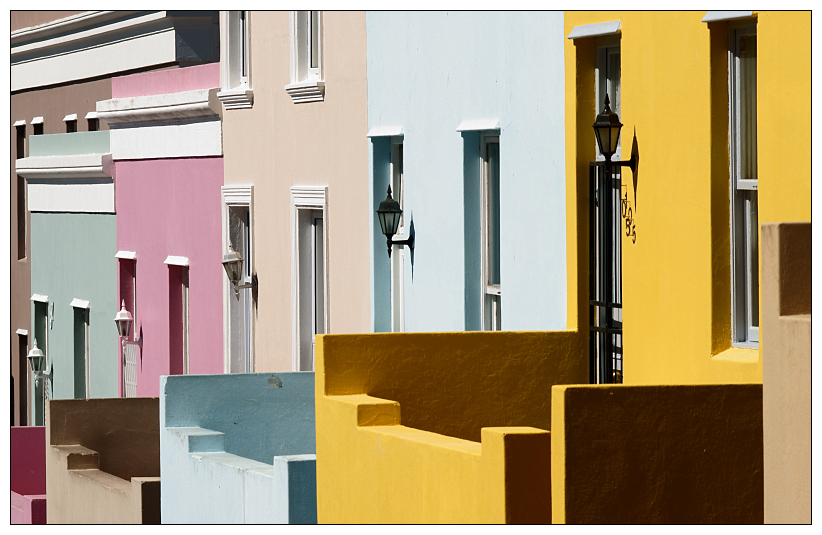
[220,11,370,372]
[366,12,568,333]
[11,426,47,524]
[100,63,225,397]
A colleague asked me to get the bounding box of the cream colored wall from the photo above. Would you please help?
[222,11,370,372]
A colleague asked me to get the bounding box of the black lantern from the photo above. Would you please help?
[114,300,133,338]
[376,185,414,258]
[593,94,623,161]
[222,244,257,299]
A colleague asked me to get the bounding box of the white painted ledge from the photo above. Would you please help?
[16,329,29,336]
[70,298,90,309]
[164,256,190,267]
[97,89,221,124]
[15,154,111,179]
[31,294,49,303]
[13,119,26,127]
[456,118,501,132]
[115,251,137,260]
[702,11,754,23]
[284,80,325,103]
[567,21,621,39]
[367,125,404,138]
[217,87,254,110]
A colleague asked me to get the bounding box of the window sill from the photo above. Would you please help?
[217,87,254,110]
[284,80,325,103]
[712,346,759,363]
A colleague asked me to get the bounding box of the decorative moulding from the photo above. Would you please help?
[15,154,112,180]
[97,89,221,125]
[222,185,253,206]
[284,80,325,104]
[217,88,254,110]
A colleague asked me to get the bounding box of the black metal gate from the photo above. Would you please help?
[589,161,623,384]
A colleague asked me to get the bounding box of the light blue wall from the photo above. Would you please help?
[30,212,118,402]
[367,12,567,332]
[160,373,317,524]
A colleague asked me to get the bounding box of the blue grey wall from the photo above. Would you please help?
[367,11,567,332]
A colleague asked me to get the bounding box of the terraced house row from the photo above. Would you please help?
[10,10,810,524]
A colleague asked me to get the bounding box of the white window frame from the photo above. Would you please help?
[481,133,501,331]
[218,11,253,110]
[390,138,406,333]
[729,22,759,348]
[221,185,255,372]
[290,185,329,371]
[286,11,325,103]
[595,36,622,162]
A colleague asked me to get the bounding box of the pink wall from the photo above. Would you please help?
[112,62,220,98]
[11,426,46,495]
[115,157,224,396]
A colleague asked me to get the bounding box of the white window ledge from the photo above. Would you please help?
[115,250,137,260]
[702,11,754,23]
[31,294,48,303]
[285,80,325,103]
[367,125,404,138]
[14,119,27,127]
[457,118,500,132]
[70,298,90,309]
[164,255,189,267]
[217,87,254,110]
[567,21,621,40]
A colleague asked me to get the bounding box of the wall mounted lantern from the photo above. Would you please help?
[376,185,414,258]
[222,245,257,299]
[114,300,134,338]
[593,94,637,172]
[27,338,48,380]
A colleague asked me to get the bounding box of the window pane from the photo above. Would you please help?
[747,192,759,329]
[310,11,319,69]
[739,34,757,182]
[487,142,501,286]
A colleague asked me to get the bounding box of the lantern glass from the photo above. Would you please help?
[222,247,243,285]
[376,186,402,238]
[593,93,623,160]
[114,300,133,338]
[27,340,45,373]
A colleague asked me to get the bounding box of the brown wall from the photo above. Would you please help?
[11,11,85,32]
[10,77,113,426]
[47,398,160,481]
[761,222,811,524]
[222,11,370,372]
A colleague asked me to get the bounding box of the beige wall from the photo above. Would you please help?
[761,222,811,524]
[46,398,161,524]
[11,11,85,32]
[222,11,370,372]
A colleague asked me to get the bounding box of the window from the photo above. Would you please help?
[291,186,328,371]
[64,114,77,133]
[16,123,26,260]
[32,117,43,136]
[228,205,253,373]
[390,140,405,332]
[218,11,253,109]
[729,24,759,347]
[595,39,621,160]
[482,134,501,331]
[286,11,324,102]
[32,298,48,425]
[168,265,190,375]
[72,303,89,399]
[86,112,99,132]
[17,333,28,426]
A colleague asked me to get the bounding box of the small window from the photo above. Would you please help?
[86,112,99,132]
[286,11,324,102]
[228,11,250,90]
[32,117,43,136]
[596,39,621,160]
[482,134,501,331]
[729,24,759,347]
[64,114,78,133]
[390,140,405,333]
[228,204,253,373]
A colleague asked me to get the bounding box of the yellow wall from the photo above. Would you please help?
[315,331,586,523]
[564,11,810,385]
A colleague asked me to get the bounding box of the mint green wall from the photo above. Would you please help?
[30,212,118,401]
[28,130,109,157]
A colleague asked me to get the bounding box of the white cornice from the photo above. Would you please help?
[11,11,143,46]
[16,154,111,179]
[97,88,221,125]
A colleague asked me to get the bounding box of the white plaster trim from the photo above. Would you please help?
[31,294,48,303]
[367,125,404,138]
[63,114,77,122]
[290,185,330,371]
[217,88,254,110]
[457,118,501,132]
[85,111,98,120]
[13,120,26,127]
[115,250,137,260]
[702,11,754,23]
[221,184,255,374]
[284,80,325,103]
[11,11,141,45]
[27,180,115,213]
[107,120,222,160]
[567,21,621,39]
[16,329,29,336]
[164,256,190,267]
[31,117,44,125]
[16,154,111,179]
[70,298,90,309]
[97,89,221,124]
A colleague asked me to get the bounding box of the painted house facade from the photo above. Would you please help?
[97,63,225,397]
[218,11,370,373]
[11,10,220,424]
[367,11,568,333]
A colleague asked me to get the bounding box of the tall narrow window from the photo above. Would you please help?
[217,11,254,110]
[118,256,137,397]
[32,300,48,425]
[482,135,501,331]
[17,124,26,260]
[730,24,759,347]
[168,265,190,375]
[287,11,324,102]
[596,41,621,160]
[72,304,89,399]
[298,209,326,371]
[228,205,252,373]
[18,333,28,426]
[391,141,405,332]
